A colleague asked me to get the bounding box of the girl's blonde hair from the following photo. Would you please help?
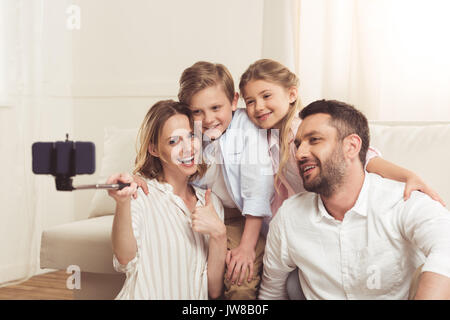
[134,99,206,182]
[239,59,301,183]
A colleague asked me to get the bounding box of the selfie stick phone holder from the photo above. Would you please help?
[32,134,130,191]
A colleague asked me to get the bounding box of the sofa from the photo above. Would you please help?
[40,121,450,299]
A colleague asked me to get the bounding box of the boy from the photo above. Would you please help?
[178,61,274,299]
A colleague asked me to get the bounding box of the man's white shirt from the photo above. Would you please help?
[259,173,450,300]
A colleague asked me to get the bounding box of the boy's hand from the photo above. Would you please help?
[132,174,149,196]
[226,244,256,286]
[107,173,138,204]
[192,189,226,239]
[404,174,446,207]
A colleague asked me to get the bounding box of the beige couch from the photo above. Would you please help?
[40,122,450,299]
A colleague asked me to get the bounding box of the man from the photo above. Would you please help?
[259,99,450,300]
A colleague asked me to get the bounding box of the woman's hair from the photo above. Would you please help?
[133,99,206,182]
[239,59,301,182]
[178,61,235,105]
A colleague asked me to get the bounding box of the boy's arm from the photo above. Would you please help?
[222,113,275,285]
[226,215,262,285]
[366,157,445,206]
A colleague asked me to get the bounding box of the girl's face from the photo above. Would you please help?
[243,80,297,129]
[149,114,200,179]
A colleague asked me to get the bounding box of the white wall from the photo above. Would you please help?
[2,0,276,281]
[64,0,265,219]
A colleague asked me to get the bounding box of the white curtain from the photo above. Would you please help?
[270,0,450,121]
[262,0,301,76]
[0,0,44,285]
[0,0,75,286]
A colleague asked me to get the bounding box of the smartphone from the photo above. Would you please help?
[32,141,95,177]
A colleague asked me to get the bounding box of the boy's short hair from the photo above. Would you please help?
[300,99,370,165]
[178,61,235,105]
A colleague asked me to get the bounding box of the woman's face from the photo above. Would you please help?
[243,79,297,129]
[150,113,200,178]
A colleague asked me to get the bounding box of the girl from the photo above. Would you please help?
[108,100,227,299]
[239,59,445,225]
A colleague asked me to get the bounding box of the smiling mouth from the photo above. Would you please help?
[256,112,272,121]
[203,123,220,131]
[300,164,318,178]
[203,125,223,140]
[178,155,195,166]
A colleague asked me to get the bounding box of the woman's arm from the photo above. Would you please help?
[108,173,139,265]
[206,229,227,299]
[366,157,445,206]
[191,189,227,299]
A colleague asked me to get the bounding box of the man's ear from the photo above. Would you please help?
[231,92,239,112]
[343,134,362,161]
[148,144,159,157]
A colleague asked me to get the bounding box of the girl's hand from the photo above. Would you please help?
[132,174,149,195]
[106,173,138,204]
[226,244,256,286]
[404,174,446,207]
[192,189,226,239]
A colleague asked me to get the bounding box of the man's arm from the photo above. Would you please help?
[400,192,450,299]
[414,272,450,300]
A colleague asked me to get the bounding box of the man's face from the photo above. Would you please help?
[189,85,237,140]
[294,113,346,197]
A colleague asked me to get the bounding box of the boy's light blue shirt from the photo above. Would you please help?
[193,109,274,218]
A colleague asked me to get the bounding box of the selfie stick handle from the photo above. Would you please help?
[73,182,131,190]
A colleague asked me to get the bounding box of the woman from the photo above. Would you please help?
[108,100,227,299]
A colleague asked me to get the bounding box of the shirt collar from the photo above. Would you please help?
[268,129,279,150]
[148,178,205,204]
[149,178,208,217]
[315,173,370,222]
[351,173,370,217]
[148,178,173,194]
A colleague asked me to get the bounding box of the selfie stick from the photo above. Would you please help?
[73,182,131,190]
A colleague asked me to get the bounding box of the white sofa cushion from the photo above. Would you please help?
[369,122,450,206]
[40,215,118,274]
[88,127,138,218]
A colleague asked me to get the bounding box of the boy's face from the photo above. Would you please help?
[189,85,238,140]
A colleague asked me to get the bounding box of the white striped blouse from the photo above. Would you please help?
[113,178,224,300]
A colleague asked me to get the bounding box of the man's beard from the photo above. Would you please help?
[300,145,346,198]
